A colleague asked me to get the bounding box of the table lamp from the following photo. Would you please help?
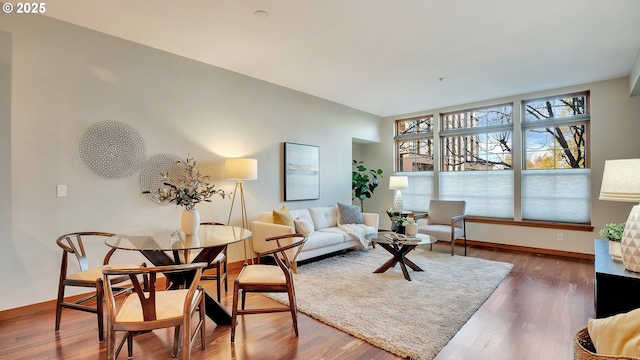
[226,158,258,264]
[599,159,640,272]
[389,176,408,213]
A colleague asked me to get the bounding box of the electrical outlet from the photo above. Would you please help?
[557,233,563,241]
[56,185,67,198]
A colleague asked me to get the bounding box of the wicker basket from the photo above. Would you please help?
[574,326,640,360]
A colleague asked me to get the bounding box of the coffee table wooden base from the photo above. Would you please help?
[374,243,424,281]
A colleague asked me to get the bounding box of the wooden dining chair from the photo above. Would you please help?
[230,233,308,342]
[55,232,144,342]
[102,262,207,360]
[199,222,228,302]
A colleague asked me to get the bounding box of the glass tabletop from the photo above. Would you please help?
[106,225,251,251]
[366,232,436,245]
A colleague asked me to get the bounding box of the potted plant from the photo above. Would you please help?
[393,216,410,234]
[600,222,625,261]
[143,156,229,234]
[352,160,383,212]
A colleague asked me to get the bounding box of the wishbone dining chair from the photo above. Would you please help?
[102,262,207,360]
[231,233,308,342]
[55,231,144,342]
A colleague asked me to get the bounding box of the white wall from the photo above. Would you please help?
[0,14,382,310]
[364,78,640,255]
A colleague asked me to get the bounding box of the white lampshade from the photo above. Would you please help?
[599,159,640,202]
[389,176,408,190]
[599,159,640,273]
[225,158,258,180]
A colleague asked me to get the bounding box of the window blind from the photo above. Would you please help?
[395,171,433,212]
[522,169,591,224]
[440,171,514,218]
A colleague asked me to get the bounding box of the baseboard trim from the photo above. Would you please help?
[465,239,594,260]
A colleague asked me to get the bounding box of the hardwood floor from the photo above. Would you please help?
[0,243,594,360]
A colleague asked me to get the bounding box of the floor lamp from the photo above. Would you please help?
[226,158,258,264]
[599,159,640,272]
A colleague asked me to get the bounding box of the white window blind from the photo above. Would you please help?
[440,171,514,218]
[522,169,591,224]
[396,171,433,212]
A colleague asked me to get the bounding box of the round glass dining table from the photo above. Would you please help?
[105,225,252,325]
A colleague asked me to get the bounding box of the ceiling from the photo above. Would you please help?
[42,0,640,117]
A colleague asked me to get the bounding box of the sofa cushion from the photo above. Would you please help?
[273,206,294,227]
[258,211,273,223]
[289,208,313,225]
[588,307,640,357]
[294,217,314,237]
[337,202,364,225]
[302,231,344,251]
[309,207,338,230]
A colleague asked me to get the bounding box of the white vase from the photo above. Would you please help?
[181,209,200,235]
[621,205,640,272]
[609,240,622,262]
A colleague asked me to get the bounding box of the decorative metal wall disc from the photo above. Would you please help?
[79,120,146,179]
[139,153,186,205]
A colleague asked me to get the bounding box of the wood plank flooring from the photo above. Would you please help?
[0,243,595,360]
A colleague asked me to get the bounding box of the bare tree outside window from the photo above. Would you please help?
[440,105,513,171]
[395,116,434,171]
[523,94,588,169]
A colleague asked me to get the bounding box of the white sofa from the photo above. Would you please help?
[251,206,379,267]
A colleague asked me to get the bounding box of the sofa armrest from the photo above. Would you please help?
[250,220,295,254]
[362,212,379,232]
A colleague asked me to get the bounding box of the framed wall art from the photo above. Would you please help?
[284,142,319,201]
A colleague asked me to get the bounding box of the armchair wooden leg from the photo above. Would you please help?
[173,326,181,357]
[231,281,240,343]
[96,278,104,342]
[287,284,299,337]
[55,283,65,332]
[215,261,222,302]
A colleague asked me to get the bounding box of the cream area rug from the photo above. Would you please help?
[266,247,513,360]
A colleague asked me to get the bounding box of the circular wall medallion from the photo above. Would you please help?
[79,120,146,179]
[139,153,186,205]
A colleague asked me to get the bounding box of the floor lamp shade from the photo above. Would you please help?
[389,176,408,213]
[225,158,258,180]
[599,159,640,272]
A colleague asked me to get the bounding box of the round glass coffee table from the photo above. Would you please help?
[366,232,436,281]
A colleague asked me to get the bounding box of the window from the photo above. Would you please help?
[394,116,434,171]
[521,92,591,223]
[392,93,592,225]
[394,116,434,211]
[439,105,514,218]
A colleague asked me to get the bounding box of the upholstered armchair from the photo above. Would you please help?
[415,200,467,256]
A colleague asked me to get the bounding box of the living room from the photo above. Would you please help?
[2,2,640,359]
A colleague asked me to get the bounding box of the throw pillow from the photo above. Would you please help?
[294,217,314,237]
[273,206,295,227]
[337,202,364,225]
[588,307,640,357]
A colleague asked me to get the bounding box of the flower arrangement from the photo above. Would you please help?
[599,222,626,242]
[394,216,410,226]
[143,156,229,211]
